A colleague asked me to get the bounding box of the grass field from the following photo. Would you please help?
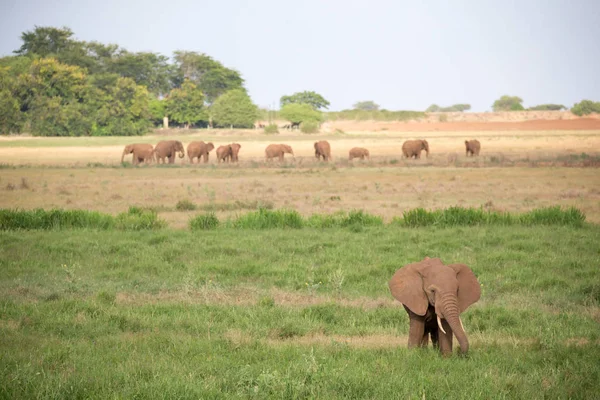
[1,129,599,398]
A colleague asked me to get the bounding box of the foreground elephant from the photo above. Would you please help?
[154,140,185,164]
[314,141,331,161]
[402,140,429,159]
[121,143,154,165]
[265,144,294,162]
[187,141,215,163]
[230,143,241,162]
[389,257,481,356]
[216,145,232,163]
[465,140,481,156]
[349,147,370,160]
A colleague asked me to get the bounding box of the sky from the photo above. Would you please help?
[1,0,599,111]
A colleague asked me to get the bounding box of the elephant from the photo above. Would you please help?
[121,143,154,165]
[402,140,429,159]
[265,144,294,162]
[154,140,185,164]
[314,141,331,161]
[389,257,481,356]
[349,147,370,160]
[465,140,481,157]
[216,145,232,163]
[230,143,241,162]
[187,141,215,164]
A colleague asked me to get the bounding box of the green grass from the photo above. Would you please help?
[0,207,166,230]
[189,212,220,230]
[0,224,599,398]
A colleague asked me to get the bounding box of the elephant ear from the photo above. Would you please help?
[448,263,481,312]
[389,264,428,316]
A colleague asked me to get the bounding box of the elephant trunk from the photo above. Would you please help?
[441,294,469,354]
[178,150,185,158]
[121,150,127,163]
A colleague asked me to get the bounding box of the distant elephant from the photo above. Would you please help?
[121,143,154,165]
[230,143,241,162]
[465,140,481,157]
[265,144,294,162]
[314,141,331,161]
[154,140,185,164]
[349,147,370,160]
[402,140,429,159]
[389,257,481,357]
[216,145,232,163]
[187,141,215,164]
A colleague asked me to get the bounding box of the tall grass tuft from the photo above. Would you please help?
[233,208,304,229]
[175,199,197,211]
[306,210,383,229]
[115,207,166,230]
[189,213,220,230]
[519,206,586,227]
[0,208,114,230]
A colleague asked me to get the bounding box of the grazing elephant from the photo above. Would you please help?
[265,144,294,162]
[389,257,481,357]
[230,143,241,162]
[121,143,154,165]
[154,140,185,164]
[349,147,370,160]
[465,140,481,157]
[314,141,331,161]
[216,145,232,163]
[402,140,429,159]
[187,141,215,164]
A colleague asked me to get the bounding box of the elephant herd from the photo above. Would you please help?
[121,139,482,165]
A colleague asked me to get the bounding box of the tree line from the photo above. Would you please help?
[0,26,598,136]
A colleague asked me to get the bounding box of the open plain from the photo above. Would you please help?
[1,124,600,398]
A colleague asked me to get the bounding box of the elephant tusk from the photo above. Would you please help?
[459,316,465,332]
[437,315,447,334]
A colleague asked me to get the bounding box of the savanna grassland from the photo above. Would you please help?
[1,128,600,399]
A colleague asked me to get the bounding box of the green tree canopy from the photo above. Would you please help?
[527,104,567,111]
[279,103,323,124]
[172,51,244,104]
[571,100,600,116]
[353,101,379,111]
[492,95,524,111]
[280,91,330,110]
[210,89,258,128]
[165,80,207,128]
[426,103,471,112]
[0,67,25,133]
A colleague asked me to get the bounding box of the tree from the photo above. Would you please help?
[148,97,167,126]
[280,91,330,110]
[353,101,379,111]
[172,51,244,104]
[15,26,76,57]
[492,95,524,111]
[165,80,207,128]
[279,103,323,125]
[571,100,600,116]
[108,51,174,96]
[527,104,567,111]
[426,103,471,112]
[0,67,25,133]
[210,89,258,128]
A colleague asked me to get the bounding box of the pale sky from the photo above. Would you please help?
[1,0,598,111]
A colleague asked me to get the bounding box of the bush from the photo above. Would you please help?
[325,110,425,121]
[233,208,304,229]
[300,121,320,134]
[176,199,197,211]
[527,104,566,111]
[189,212,220,230]
[571,100,600,116]
[263,124,279,134]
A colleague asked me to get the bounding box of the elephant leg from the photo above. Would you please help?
[438,319,453,357]
[404,306,425,349]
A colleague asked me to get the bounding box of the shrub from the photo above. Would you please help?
[176,199,197,211]
[189,212,220,230]
[233,208,304,229]
[325,110,425,121]
[263,124,279,134]
[571,100,600,116]
[300,121,320,134]
[438,114,448,122]
[306,210,383,229]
